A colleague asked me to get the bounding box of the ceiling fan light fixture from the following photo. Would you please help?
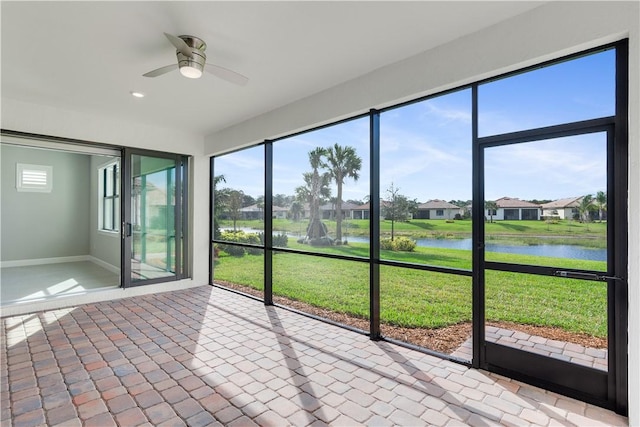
[180,65,203,79]
[177,49,206,79]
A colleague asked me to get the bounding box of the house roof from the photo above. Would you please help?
[540,197,583,209]
[240,204,262,212]
[495,197,540,208]
[241,204,287,212]
[418,199,460,209]
[319,202,365,211]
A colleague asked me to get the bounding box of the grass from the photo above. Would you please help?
[213,242,608,337]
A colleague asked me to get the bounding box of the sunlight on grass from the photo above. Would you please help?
[213,242,607,337]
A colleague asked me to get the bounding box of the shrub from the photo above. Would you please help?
[380,238,394,250]
[257,232,288,248]
[219,230,262,257]
[380,236,416,252]
[392,236,416,252]
[273,233,289,248]
[220,244,246,257]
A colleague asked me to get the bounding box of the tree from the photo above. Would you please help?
[578,194,595,223]
[296,148,332,241]
[383,182,417,240]
[255,195,265,220]
[212,175,226,239]
[289,201,303,221]
[595,191,607,222]
[485,200,498,223]
[242,194,256,208]
[228,189,244,231]
[321,143,362,243]
[273,194,288,208]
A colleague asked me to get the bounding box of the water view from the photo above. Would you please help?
[222,229,605,261]
[341,236,605,261]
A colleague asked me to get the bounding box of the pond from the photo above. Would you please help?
[341,236,606,261]
[222,228,606,261]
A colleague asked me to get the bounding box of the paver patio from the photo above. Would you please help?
[451,327,608,372]
[1,285,628,426]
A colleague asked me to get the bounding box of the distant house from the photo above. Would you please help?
[540,196,582,220]
[241,204,288,220]
[488,197,541,220]
[352,202,370,220]
[240,204,263,220]
[415,199,462,220]
[319,202,364,220]
[272,205,288,219]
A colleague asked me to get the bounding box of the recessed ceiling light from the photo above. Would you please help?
[130,91,145,98]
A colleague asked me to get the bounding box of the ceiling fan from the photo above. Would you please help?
[143,33,248,86]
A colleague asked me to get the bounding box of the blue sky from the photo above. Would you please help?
[214,49,615,204]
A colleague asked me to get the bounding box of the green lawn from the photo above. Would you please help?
[213,242,608,337]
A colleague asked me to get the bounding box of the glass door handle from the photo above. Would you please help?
[122,222,132,238]
[554,270,624,282]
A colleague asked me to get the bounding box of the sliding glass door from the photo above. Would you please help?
[123,149,187,286]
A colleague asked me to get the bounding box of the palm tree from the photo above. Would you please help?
[289,201,303,222]
[321,143,362,243]
[255,195,265,221]
[485,200,498,223]
[296,148,332,241]
[595,191,607,222]
[578,194,595,223]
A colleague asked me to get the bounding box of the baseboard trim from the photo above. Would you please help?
[87,256,121,275]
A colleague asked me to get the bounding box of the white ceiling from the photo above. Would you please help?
[1,1,544,137]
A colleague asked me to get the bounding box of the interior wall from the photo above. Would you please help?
[0,144,90,261]
[89,155,121,270]
[203,2,639,424]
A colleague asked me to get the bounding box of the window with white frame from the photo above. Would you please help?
[99,161,120,232]
[16,163,52,193]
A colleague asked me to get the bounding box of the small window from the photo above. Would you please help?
[436,209,444,216]
[16,163,52,193]
[99,161,120,232]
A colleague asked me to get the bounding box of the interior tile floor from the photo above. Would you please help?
[1,261,119,305]
[1,285,628,427]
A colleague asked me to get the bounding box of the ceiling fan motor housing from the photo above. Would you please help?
[177,35,207,78]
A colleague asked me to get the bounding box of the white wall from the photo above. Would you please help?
[1,144,91,261]
[204,2,639,424]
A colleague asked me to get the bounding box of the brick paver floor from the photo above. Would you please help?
[451,327,608,371]
[1,285,628,426]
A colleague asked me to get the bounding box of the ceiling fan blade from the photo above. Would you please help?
[143,64,178,78]
[164,32,193,58]
[204,63,249,86]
